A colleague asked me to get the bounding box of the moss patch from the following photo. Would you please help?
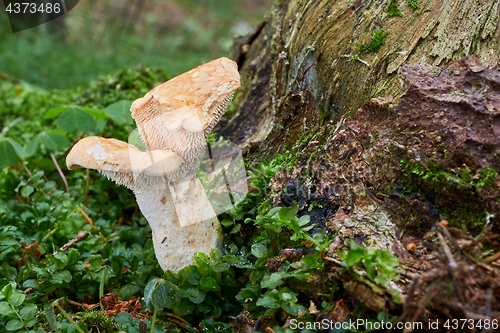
[398,159,493,228]
[358,29,389,53]
[386,0,403,17]
[407,0,420,10]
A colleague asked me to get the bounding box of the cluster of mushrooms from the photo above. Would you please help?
[66,58,243,272]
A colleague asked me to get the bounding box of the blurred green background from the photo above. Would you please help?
[0,0,272,89]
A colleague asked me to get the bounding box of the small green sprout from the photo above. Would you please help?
[386,0,403,17]
[358,29,389,53]
[407,0,420,10]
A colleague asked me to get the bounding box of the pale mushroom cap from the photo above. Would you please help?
[131,57,240,137]
[66,136,184,188]
[130,57,240,177]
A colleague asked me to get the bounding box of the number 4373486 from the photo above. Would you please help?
[444,319,498,330]
[5,2,62,14]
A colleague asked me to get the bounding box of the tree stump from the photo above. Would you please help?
[219,0,500,252]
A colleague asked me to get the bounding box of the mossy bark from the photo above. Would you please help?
[220,0,500,251]
[222,0,500,155]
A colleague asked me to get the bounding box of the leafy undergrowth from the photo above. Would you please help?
[0,69,405,333]
[0,69,168,332]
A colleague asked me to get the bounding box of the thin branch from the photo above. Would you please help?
[437,232,465,304]
[22,163,32,177]
[99,232,108,243]
[483,251,500,264]
[50,152,69,193]
[55,301,85,333]
[67,299,99,311]
[435,220,459,249]
[59,231,90,252]
[437,232,457,269]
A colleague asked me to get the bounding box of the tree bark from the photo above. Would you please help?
[219,0,500,252]
[223,0,499,149]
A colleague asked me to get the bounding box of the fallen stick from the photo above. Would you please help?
[58,231,90,252]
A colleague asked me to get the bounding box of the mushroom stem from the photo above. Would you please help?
[134,172,221,272]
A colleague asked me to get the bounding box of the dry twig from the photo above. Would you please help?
[58,231,90,252]
[78,206,96,231]
[50,152,70,193]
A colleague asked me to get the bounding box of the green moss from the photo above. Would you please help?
[476,168,498,188]
[459,167,473,186]
[224,89,242,118]
[443,283,455,296]
[320,110,330,121]
[76,311,119,333]
[279,149,299,169]
[308,201,323,212]
[457,167,498,189]
[358,29,389,53]
[407,0,420,10]
[398,160,496,190]
[399,160,496,228]
[318,101,332,123]
[386,0,403,17]
[307,150,319,167]
[402,184,418,195]
[345,109,355,117]
[442,208,485,229]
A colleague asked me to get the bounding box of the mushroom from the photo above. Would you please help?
[66,57,241,272]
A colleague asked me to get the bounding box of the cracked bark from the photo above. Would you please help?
[219,0,500,254]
